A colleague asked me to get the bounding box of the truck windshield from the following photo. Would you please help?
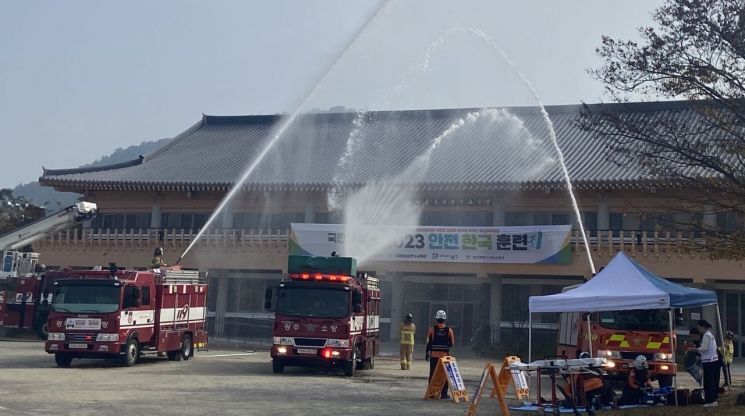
[276,287,349,318]
[598,309,669,331]
[52,285,120,314]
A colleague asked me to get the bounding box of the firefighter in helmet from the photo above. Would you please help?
[399,313,416,370]
[151,247,167,269]
[425,310,455,399]
[620,355,653,405]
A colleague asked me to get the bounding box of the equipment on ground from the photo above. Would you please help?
[266,254,380,376]
[44,266,208,367]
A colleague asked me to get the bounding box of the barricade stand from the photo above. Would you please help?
[494,356,530,401]
[466,356,530,416]
[466,363,507,416]
[424,356,469,403]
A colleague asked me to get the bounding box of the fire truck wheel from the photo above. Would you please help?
[272,359,284,374]
[122,338,139,367]
[344,347,358,377]
[54,353,73,368]
[657,375,673,388]
[167,350,181,361]
[180,334,193,361]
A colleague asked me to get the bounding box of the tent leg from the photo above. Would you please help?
[528,313,532,362]
[715,304,729,393]
[669,308,677,406]
[586,314,592,357]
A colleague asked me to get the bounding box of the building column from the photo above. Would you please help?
[489,275,502,344]
[215,276,229,337]
[389,273,404,341]
[492,198,505,226]
[703,204,717,229]
[304,198,316,223]
[597,195,610,230]
[151,199,161,229]
[221,203,234,229]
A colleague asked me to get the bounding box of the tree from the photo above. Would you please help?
[580,0,745,258]
[0,189,45,236]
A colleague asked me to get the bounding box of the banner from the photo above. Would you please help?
[290,223,572,264]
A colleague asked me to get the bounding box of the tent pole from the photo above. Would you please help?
[528,313,532,363]
[669,308,678,406]
[715,304,729,393]
[586,314,592,357]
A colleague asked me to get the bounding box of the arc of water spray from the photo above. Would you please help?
[177,0,392,263]
[457,27,596,275]
[335,26,596,274]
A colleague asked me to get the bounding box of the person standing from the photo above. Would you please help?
[722,331,735,388]
[150,247,167,269]
[688,319,719,407]
[399,313,416,370]
[425,310,455,399]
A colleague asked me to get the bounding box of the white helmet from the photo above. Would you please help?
[579,352,591,359]
[435,310,447,320]
[634,355,648,369]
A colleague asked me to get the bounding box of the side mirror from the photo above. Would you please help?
[352,290,363,314]
[264,287,273,310]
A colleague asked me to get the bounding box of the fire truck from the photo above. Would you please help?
[557,308,675,387]
[0,202,97,338]
[266,255,380,376]
[44,265,208,367]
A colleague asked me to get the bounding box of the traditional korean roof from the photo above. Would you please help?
[39,101,708,193]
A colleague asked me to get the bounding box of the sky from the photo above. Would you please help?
[0,0,663,189]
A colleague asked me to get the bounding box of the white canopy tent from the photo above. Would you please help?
[527,252,722,403]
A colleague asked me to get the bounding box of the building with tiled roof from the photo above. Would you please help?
[36,101,745,355]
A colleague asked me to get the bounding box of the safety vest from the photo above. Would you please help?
[400,322,415,345]
[430,325,452,352]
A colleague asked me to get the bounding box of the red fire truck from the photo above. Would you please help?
[266,255,380,376]
[44,265,208,367]
[1,202,98,339]
[557,308,676,387]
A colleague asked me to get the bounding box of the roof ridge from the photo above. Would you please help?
[42,156,144,177]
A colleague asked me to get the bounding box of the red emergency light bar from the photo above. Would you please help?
[289,273,351,283]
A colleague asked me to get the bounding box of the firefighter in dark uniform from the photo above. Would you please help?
[425,309,455,399]
[151,247,167,269]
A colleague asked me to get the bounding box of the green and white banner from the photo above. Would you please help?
[290,223,572,264]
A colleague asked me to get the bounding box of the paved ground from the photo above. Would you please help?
[0,339,741,416]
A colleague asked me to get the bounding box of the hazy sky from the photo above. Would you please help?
[0,0,662,189]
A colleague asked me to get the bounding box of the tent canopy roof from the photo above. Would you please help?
[529,252,717,313]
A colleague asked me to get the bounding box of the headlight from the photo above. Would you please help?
[326,339,350,348]
[597,350,621,359]
[96,333,119,342]
[48,333,65,341]
[273,337,293,345]
[654,352,672,361]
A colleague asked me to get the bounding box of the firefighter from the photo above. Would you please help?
[425,310,455,399]
[151,247,167,269]
[620,355,653,405]
[399,313,416,370]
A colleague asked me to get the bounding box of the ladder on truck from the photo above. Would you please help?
[0,202,97,279]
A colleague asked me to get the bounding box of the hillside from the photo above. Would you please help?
[14,138,171,210]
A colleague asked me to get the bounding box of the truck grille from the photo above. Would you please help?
[294,338,326,347]
[621,352,653,360]
[67,333,96,343]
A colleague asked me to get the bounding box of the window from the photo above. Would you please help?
[419,211,493,226]
[501,284,530,323]
[609,213,624,236]
[141,286,150,306]
[583,212,598,237]
[207,278,219,312]
[505,212,529,226]
[552,213,570,225]
[232,212,303,230]
[91,213,151,230]
[161,213,216,230]
[533,213,551,225]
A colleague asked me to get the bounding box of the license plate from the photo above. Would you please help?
[297,348,317,355]
[69,343,88,349]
